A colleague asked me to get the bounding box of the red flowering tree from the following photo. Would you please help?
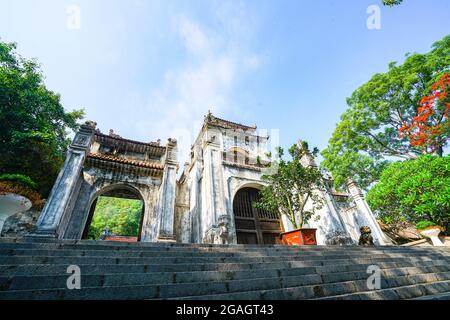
[399,73,450,156]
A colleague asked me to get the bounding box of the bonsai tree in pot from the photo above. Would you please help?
[0,174,44,235]
[255,141,325,245]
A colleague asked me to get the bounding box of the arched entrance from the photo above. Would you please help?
[233,187,282,244]
[82,186,145,242]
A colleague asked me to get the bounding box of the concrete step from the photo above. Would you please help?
[2,258,449,277]
[1,248,449,261]
[2,263,448,291]
[317,280,450,300]
[173,277,450,300]
[412,291,450,300]
[1,239,449,300]
[1,269,449,300]
[1,238,449,255]
[2,252,449,266]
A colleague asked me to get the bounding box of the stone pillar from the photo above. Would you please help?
[294,140,352,244]
[156,138,179,242]
[32,121,96,238]
[201,134,227,244]
[189,152,203,243]
[347,180,391,245]
[0,218,6,236]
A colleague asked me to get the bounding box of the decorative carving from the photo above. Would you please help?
[217,215,230,244]
[201,216,230,244]
[202,228,215,244]
[358,226,374,246]
[166,138,178,163]
[74,134,89,147]
[84,120,97,128]
[210,135,216,143]
[108,129,122,138]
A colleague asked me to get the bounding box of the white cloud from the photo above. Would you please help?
[178,16,213,58]
[244,54,263,71]
[135,2,262,167]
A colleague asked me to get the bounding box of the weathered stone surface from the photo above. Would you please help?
[23,114,389,246]
[1,209,41,237]
[0,239,450,300]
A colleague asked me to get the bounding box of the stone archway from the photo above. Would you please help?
[232,187,282,244]
[82,184,146,242]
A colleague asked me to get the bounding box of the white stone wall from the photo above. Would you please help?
[178,123,389,246]
[60,167,162,240]
[296,189,354,245]
[37,119,387,246]
[179,123,276,244]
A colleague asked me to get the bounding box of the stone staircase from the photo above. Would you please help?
[0,238,450,300]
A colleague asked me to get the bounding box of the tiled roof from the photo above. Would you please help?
[87,153,164,170]
[331,191,350,197]
[205,112,256,130]
[94,132,165,149]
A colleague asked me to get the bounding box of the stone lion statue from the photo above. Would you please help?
[202,215,230,245]
[358,225,374,246]
[216,215,230,245]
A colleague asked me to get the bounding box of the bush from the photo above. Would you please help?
[415,221,438,230]
[367,155,449,232]
[0,174,37,190]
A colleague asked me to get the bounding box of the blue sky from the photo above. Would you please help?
[1,0,449,164]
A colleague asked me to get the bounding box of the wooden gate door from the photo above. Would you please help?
[233,187,282,244]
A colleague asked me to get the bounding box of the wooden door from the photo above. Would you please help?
[233,187,282,244]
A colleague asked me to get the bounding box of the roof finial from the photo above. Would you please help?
[205,109,213,122]
[108,129,121,138]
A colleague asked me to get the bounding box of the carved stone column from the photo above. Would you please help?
[347,180,391,245]
[296,140,352,244]
[189,147,203,243]
[32,121,96,238]
[156,138,179,242]
[201,133,227,244]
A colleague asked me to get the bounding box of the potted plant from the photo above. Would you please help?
[416,220,444,246]
[0,174,44,234]
[255,141,325,246]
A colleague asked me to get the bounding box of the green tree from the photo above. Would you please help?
[366,155,450,232]
[321,35,450,189]
[382,0,403,6]
[255,142,325,229]
[87,197,144,240]
[0,41,84,196]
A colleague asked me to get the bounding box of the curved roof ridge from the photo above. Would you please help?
[94,131,166,149]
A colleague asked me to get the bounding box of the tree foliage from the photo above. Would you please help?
[322,35,450,189]
[382,0,403,6]
[87,196,144,240]
[366,155,450,232]
[399,73,450,155]
[255,142,325,229]
[0,41,84,196]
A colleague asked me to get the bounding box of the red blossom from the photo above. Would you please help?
[399,73,450,153]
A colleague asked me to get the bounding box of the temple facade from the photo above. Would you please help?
[32,113,390,245]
